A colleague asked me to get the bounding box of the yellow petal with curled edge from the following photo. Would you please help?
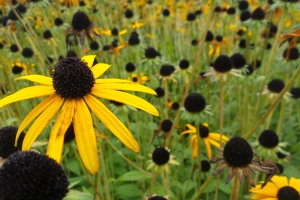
[47,99,75,163]
[81,55,96,68]
[84,94,139,152]
[92,89,159,116]
[93,82,156,95]
[191,135,198,158]
[73,99,99,175]
[22,96,63,150]
[0,85,55,108]
[91,63,111,78]
[15,94,59,146]
[95,79,132,84]
[15,75,53,85]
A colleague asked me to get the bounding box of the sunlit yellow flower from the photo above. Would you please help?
[180,123,228,158]
[127,73,149,85]
[250,175,300,199]
[0,55,159,174]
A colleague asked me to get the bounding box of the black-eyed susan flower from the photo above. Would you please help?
[154,87,165,98]
[147,147,179,174]
[21,47,34,58]
[204,55,242,81]
[125,62,136,73]
[0,126,25,159]
[210,137,275,187]
[127,73,149,84]
[249,175,300,200]
[283,47,300,61]
[0,151,69,200]
[180,123,229,158]
[261,79,292,102]
[158,64,176,82]
[0,55,159,174]
[290,87,300,99]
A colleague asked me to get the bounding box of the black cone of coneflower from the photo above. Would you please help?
[103,45,111,51]
[227,7,236,15]
[90,41,99,50]
[125,62,136,72]
[46,56,53,64]
[171,102,180,110]
[290,87,300,99]
[2,16,9,27]
[132,77,138,82]
[267,79,285,93]
[275,163,284,174]
[162,9,170,17]
[155,87,165,98]
[160,65,173,77]
[111,28,119,36]
[0,43,3,49]
[147,0,153,4]
[12,65,24,74]
[276,152,287,159]
[0,126,25,158]
[251,7,265,20]
[270,24,277,34]
[148,196,167,200]
[21,47,34,58]
[125,9,133,19]
[195,9,202,15]
[266,43,272,50]
[66,50,77,57]
[128,34,140,46]
[72,11,91,31]
[245,65,254,75]
[53,57,95,98]
[161,120,173,132]
[252,60,261,68]
[145,47,157,59]
[283,47,300,61]
[214,6,222,13]
[179,59,190,69]
[240,10,251,22]
[187,13,196,21]
[191,39,199,46]
[10,44,19,53]
[213,55,233,72]
[205,31,214,42]
[237,29,245,36]
[54,17,64,26]
[0,151,69,200]
[238,1,249,10]
[199,124,209,138]
[239,39,246,48]
[258,130,279,148]
[16,4,27,13]
[152,147,170,166]
[216,35,223,42]
[43,30,52,40]
[277,186,299,200]
[231,53,246,69]
[223,137,253,167]
[8,9,20,21]
[64,123,75,143]
[184,93,206,113]
[201,160,211,172]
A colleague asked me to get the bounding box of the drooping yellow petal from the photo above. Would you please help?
[209,133,229,142]
[93,82,156,95]
[73,99,99,175]
[22,96,63,150]
[15,75,53,85]
[15,94,59,146]
[95,79,132,84]
[180,130,196,135]
[84,94,139,152]
[204,138,212,159]
[208,138,221,148]
[46,99,75,163]
[91,63,111,78]
[92,89,159,116]
[191,135,198,158]
[81,55,96,68]
[184,124,197,132]
[0,86,55,108]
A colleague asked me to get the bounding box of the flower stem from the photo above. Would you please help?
[230,175,240,200]
[192,176,214,200]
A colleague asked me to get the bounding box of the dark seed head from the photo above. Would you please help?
[155,87,165,98]
[205,31,214,42]
[66,50,77,57]
[152,147,170,165]
[132,77,138,82]
[10,44,19,53]
[21,47,34,58]
[125,62,136,72]
[0,126,25,158]
[258,130,279,148]
[145,47,157,59]
[245,65,254,75]
[64,123,75,143]
[161,120,173,132]
[277,186,299,200]
[171,102,180,110]
[160,65,173,77]
[240,10,251,22]
[201,160,211,172]
[16,4,27,13]
[147,0,153,4]
[231,53,246,69]
[54,17,64,26]
[111,28,119,36]
[252,60,261,68]
[125,9,133,18]
[213,55,233,72]
[227,7,236,15]
[103,45,111,51]
[179,59,190,69]
[187,13,196,21]
[128,35,140,46]
[283,47,300,61]
[270,24,277,34]
[0,42,3,49]
[184,93,206,113]
[199,124,209,138]
[8,9,20,21]
[266,43,272,50]
[195,9,202,15]
[12,65,24,74]
[251,7,265,20]
[276,151,287,159]
[191,39,199,46]
[214,6,222,13]
[148,196,167,200]
[275,163,284,174]
[0,151,69,200]
[90,41,99,50]
[239,39,246,48]
[43,30,52,40]
[237,29,245,36]
[290,87,300,99]
[267,79,285,93]
[223,137,253,167]
[2,16,9,27]
[162,9,170,17]
[72,11,91,31]
[238,1,249,10]
[52,57,95,99]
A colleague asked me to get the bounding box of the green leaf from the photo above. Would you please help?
[118,171,152,182]
[116,184,141,199]
[66,158,81,175]
[63,190,93,200]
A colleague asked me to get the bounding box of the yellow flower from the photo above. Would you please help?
[180,123,228,158]
[250,175,300,199]
[0,55,159,174]
[127,73,149,85]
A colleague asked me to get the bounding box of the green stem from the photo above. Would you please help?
[192,176,214,200]
[230,175,240,200]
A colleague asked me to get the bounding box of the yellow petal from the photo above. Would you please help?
[93,82,156,95]
[289,177,300,191]
[84,94,139,152]
[119,29,127,35]
[204,138,212,159]
[15,94,59,146]
[0,86,55,108]
[271,176,288,189]
[81,55,96,68]
[91,63,111,78]
[92,89,159,116]
[191,135,198,158]
[180,130,196,136]
[73,99,99,175]
[95,79,132,84]
[22,96,63,150]
[15,75,53,85]
[208,138,221,148]
[46,99,75,162]
[185,124,197,131]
